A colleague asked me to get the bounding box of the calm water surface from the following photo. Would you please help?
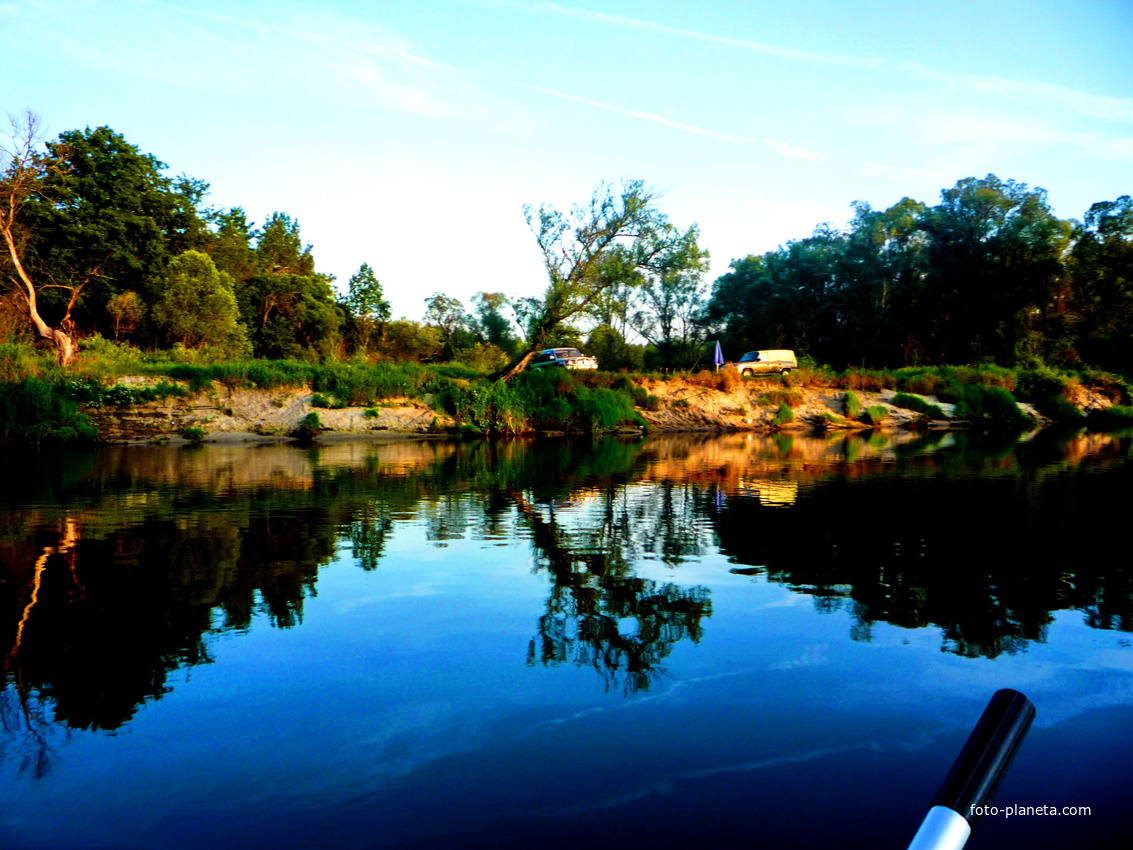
[2,429,1131,848]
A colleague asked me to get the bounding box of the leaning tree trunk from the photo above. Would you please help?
[3,226,77,366]
[496,348,540,383]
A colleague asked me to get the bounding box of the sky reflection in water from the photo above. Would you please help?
[1,430,1131,848]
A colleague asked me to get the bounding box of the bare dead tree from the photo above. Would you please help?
[0,111,79,366]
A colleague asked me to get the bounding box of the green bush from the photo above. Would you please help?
[1090,405,1133,431]
[0,378,99,443]
[182,426,206,443]
[294,411,322,442]
[309,392,344,409]
[952,384,1029,426]
[434,369,645,434]
[771,402,795,427]
[891,392,947,420]
[843,390,861,419]
[861,404,889,425]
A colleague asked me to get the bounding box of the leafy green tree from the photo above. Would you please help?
[1068,196,1133,372]
[344,262,390,352]
[208,207,257,283]
[21,125,210,338]
[628,222,710,369]
[238,272,341,360]
[254,212,314,275]
[423,293,469,359]
[918,175,1069,364]
[470,292,519,355]
[106,290,144,341]
[373,319,443,362]
[502,179,676,379]
[152,250,248,354]
[830,198,928,367]
[586,324,645,372]
[234,214,341,360]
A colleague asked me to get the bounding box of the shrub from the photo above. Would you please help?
[182,426,206,443]
[861,405,889,426]
[632,386,662,410]
[837,369,897,391]
[843,390,861,419]
[1089,405,1133,431]
[896,369,941,396]
[309,392,344,409]
[771,402,795,427]
[784,365,838,388]
[294,411,322,442]
[672,398,691,409]
[891,392,947,420]
[0,378,99,443]
[952,385,1029,426]
[0,342,48,382]
[758,389,804,408]
[686,368,742,392]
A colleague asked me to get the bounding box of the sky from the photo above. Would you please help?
[4,0,1132,321]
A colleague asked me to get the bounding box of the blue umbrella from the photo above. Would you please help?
[713,340,724,370]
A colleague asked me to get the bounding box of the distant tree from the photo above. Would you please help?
[208,207,257,283]
[470,291,519,354]
[344,262,390,352]
[152,250,247,354]
[254,212,314,275]
[1068,195,1133,372]
[586,324,645,372]
[374,319,443,363]
[234,214,341,360]
[106,290,144,341]
[918,175,1068,364]
[501,179,682,380]
[628,222,710,370]
[423,293,468,359]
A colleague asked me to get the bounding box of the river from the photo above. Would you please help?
[1,429,1130,848]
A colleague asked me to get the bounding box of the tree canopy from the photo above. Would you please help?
[702,174,1130,374]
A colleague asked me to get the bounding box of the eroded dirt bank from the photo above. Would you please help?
[85,374,1054,443]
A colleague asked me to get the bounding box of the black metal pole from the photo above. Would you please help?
[906,689,1036,850]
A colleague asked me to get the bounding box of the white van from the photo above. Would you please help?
[733,349,797,377]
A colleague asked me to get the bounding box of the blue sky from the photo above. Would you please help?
[5,0,1132,321]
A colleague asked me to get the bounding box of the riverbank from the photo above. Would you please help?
[79,373,1061,443]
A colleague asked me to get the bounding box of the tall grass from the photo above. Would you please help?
[0,378,99,443]
[890,392,947,420]
[434,369,645,434]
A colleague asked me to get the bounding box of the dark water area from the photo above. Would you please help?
[1,428,1131,848]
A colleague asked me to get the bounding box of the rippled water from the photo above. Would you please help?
[1,429,1131,848]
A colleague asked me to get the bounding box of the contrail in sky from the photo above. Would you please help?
[491,0,1133,124]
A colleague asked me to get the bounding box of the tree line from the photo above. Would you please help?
[706,178,1133,375]
[3,113,1130,377]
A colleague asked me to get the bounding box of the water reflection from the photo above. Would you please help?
[0,427,1130,755]
[511,487,712,694]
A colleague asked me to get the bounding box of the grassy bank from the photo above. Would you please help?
[1,340,1129,442]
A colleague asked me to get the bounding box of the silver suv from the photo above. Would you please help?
[530,347,599,370]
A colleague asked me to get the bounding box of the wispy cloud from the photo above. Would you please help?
[487,0,877,69]
[516,82,826,160]
[142,0,474,118]
[493,0,1133,126]
[899,61,1133,125]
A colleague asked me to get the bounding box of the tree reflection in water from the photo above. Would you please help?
[511,487,712,695]
[0,428,1131,769]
